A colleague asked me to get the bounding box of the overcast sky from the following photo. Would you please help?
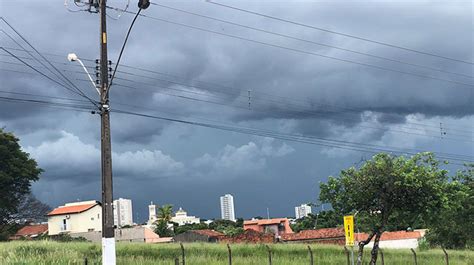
[0,0,473,222]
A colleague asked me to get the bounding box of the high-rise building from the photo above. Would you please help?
[148,201,158,225]
[113,198,133,227]
[220,194,236,221]
[295,204,312,219]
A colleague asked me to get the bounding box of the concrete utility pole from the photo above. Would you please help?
[99,0,115,264]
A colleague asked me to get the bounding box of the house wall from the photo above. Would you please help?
[48,205,102,235]
[174,231,211,243]
[365,238,419,249]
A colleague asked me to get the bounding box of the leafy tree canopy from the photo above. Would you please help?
[425,165,473,249]
[0,129,43,240]
[320,152,448,264]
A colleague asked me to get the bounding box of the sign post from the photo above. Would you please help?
[344,215,355,265]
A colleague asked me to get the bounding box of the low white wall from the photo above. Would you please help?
[366,238,419,249]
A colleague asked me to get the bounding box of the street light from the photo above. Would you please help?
[67,53,100,95]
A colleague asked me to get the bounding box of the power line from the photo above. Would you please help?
[2,92,471,164]
[108,7,143,91]
[152,2,474,79]
[2,58,472,140]
[205,0,474,65]
[109,79,473,143]
[2,46,472,135]
[112,7,474,88]
[0,18,98,106]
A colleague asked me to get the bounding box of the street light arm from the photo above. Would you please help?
[76,58,100,95]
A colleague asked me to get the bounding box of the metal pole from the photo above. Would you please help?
[266,245,272,265]
[351,246,355,265]
[227,244,232,265]
[379,248,384,265]
[180,243,185,265]
[307,245,313,265]
[410,248,418,265]
[99,0,115,264]
[343,246,350,265]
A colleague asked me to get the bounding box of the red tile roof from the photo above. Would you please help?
[14,224,48,237]
[281,228,345,241]
[244,218,288,225]
[47,203,98,216]
[192,229,224,237]
[355,231,422,241]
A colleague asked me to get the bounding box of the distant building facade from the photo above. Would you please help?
[243,218,293,238]
[113,198,133,227]
[220,194,236,221]
[47,200,101,235]
[171,207,200,226]
[295,204,312,219]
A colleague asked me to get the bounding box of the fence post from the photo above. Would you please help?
[84,257,88,265]
[227,244,232,265]
[410,248,417,265]
[174,257,180,265]
[379,248,384,265]
[307,245,314,265]
[180,243,185,265]
[343,246,350,265]
[442,248,449,265]
[265,245,272,265]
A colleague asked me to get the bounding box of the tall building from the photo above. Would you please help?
[220,194,236,221]
[113,198,133,227]
[295,204,312,219]
[148,201,158,225]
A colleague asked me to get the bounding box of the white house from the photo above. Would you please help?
[171,207,200,226]
[47,200,102,236]
[356,230,424,249]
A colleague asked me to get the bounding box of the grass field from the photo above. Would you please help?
[0,241,472,265]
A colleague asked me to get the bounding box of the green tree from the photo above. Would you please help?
[173,222,209,235]
[0,129,43,240]
[291,210,343,232]
[154,204,174,237]
[426,165,473,249]
[320,153,448,265]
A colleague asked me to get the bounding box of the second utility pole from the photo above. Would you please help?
[99,0,115,264]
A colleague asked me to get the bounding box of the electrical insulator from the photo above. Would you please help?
[138,0,150,9]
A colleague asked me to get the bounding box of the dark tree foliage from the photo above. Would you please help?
[209,219,244,236]
[426,165,474,249]
[0,129,43,240]
[320,153,448,265]
[173,223,209,235]
[291,210,343,232]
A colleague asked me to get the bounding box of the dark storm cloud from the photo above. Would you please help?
[1,0,472,219]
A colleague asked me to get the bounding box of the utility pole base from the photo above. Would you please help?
[102,237,116,265]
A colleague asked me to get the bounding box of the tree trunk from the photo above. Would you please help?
[369,230,383,265]
[357,231,376,265]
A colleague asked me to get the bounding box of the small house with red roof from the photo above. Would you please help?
[280,227,345,244]
[47,200,102,235]
[244,218,293,238]
[9,224,48,240]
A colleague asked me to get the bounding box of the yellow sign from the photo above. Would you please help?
[344,215,354,246]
